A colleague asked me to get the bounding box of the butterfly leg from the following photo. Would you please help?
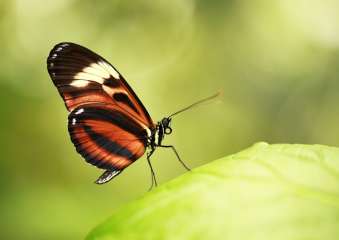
[158,145,191,171]
[147,149,158,190]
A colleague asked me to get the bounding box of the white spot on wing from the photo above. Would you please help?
[72,118,77,125]
[90,63,110,79]
[98,60,120,79]
[75,108,84,115]
[73,62,114,85]
[70,80,89,87]
[73,72,104,84]
[86,63,110,78]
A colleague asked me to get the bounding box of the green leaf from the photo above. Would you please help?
[86,143,339,240]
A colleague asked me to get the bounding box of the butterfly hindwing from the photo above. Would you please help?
[68,104,148,171]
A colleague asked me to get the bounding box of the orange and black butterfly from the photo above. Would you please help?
[47,42,217,186]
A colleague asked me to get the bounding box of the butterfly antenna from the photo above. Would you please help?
[168,91,221,118]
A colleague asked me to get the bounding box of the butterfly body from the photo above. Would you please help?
[47,42,178,185]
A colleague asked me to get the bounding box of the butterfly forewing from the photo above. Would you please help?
[47,42,154,127]
[47,42,154,178]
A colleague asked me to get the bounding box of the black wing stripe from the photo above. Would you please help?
[49,61,87,69]
[83,125,136,160]
[113,93,139,114]
[69,107,147,141]
[103,77,121,88]
[48,55,93,66]
[70,127,114,168]
[71,134,119,171]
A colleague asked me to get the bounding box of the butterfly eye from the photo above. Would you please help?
[164,126,172,134]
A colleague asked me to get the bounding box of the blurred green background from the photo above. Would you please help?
[1,0,339,239]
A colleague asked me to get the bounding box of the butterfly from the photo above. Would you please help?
[47,42,218,187]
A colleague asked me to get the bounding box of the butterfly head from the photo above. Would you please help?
[153,117,173,147]
[161,117,173,135]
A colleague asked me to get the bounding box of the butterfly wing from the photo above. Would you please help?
[47,42,154,181]
[47,42,154,127]
[68,104,148,172]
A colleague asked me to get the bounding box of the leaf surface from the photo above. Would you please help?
[87,143,339,240]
